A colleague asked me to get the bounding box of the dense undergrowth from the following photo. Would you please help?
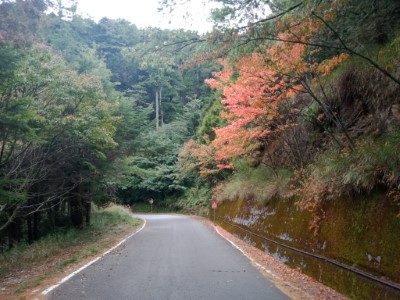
[299,131,400,202]
[0,205,141,286]
[300,44,400,203]
[2,0,400,270]
[184,31,400,222]
[213,160,293,205]
[171,186,212,215]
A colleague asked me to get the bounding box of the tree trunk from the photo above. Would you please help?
[155,89,159,130]
[196,64,201,96]
[7,217,21,249]
[61,198,67,216]
[85,200,91,226]
[33,211,40,241]
[160,87,164,126]
[84,181,92,226]
[27,214,33,244]
[47,202,55,229]
[70,185,84,229]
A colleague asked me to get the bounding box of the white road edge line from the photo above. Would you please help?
[214,225,306,296]
[41,217,147,296]
[214,226,280,280]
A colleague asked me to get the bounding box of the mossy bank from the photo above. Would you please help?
[214,195,400,299]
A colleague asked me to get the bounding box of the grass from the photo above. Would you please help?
[0,204,142,297]
[322,35,400,83]
[298,130,400,211]
[215,160,294,205]
[131,202,173,213]
[129,187,213,216]
[172,186,212,216]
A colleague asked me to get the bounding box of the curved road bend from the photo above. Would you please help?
[48,214,290,300]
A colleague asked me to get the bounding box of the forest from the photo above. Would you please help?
[0,0,400,273]
[0,0,219,248]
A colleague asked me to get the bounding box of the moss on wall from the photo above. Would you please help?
[214,194,400,299]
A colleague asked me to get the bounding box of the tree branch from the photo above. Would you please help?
[311,12,400,86]
[236,2,304,31]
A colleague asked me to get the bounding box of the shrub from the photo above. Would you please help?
[214,160,294,205]
[172,186,212,216]
[297,130,400,215]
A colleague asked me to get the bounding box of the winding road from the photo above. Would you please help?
[47,214,290,300]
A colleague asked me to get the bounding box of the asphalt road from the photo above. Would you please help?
[48,214,290,300]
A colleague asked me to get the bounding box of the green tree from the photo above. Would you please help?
[0,44,119,243]
[0,0,47,44]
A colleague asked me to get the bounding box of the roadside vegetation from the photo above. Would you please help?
[175,0,400,228]
[0,205,142,296]
[1,0,400,296]
[0,0,216,251]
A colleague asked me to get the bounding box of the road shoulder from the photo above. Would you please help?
[0,221,144,300]
[194,216,348,300]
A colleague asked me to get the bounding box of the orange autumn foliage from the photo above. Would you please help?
[205,14,351,169]
[206,49,308,168]
[181,5,355,173]
[178,139,223,179]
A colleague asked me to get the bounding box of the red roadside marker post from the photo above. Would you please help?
[211,200,217,225]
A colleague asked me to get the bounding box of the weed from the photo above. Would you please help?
[131,202,172,213]
[298,130,400,218]
[165,186,212,216]
[215,160,294,205]
[0,204,142,294]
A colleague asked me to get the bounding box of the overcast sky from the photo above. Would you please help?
[76,0,216,33]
